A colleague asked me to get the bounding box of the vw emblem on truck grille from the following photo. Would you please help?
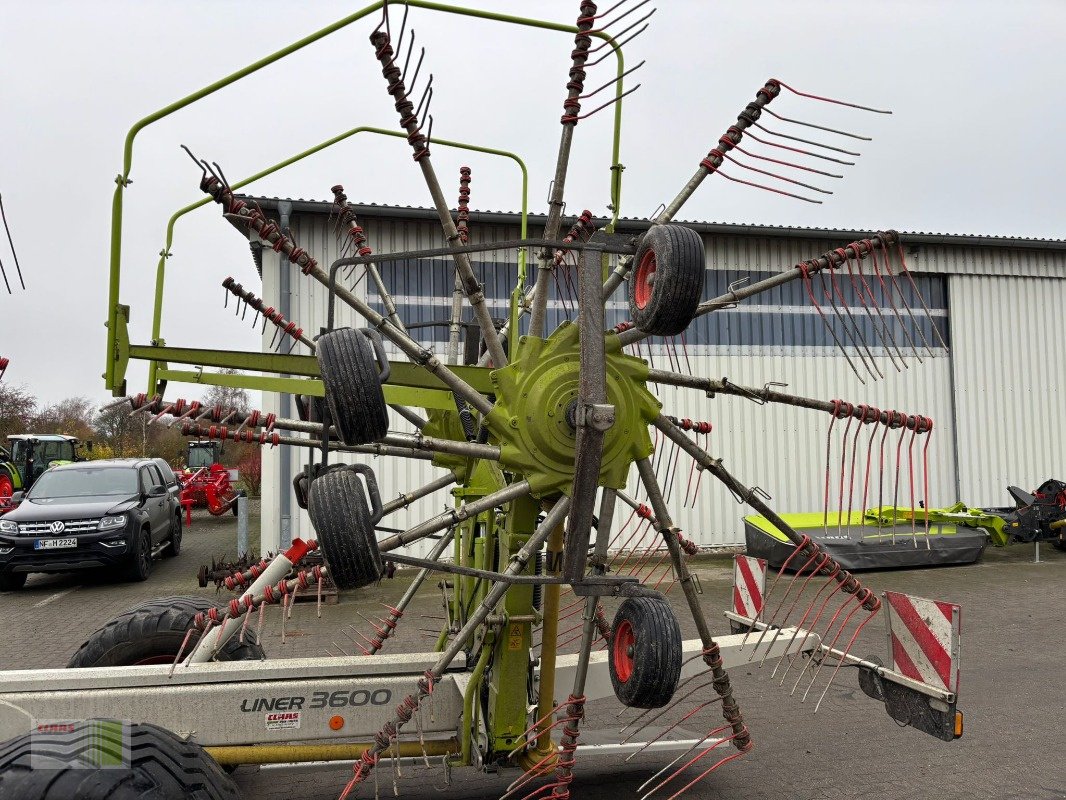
[49,520,66,534]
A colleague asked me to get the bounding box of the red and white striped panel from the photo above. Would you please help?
[733,555,767,619]
[883,591,961,694]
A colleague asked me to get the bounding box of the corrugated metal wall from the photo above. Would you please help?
[256,206,1039,552]
[949,274,1066,506]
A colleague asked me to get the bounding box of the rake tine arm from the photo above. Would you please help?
[635,457,752,752]
[338,498,571,799]
[616,231,902,348]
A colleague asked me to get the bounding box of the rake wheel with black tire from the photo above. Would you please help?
[628,224,706,337]
[0,721,240,800]
[608,596,683,709]
[67,595,265,667]
[307,465,383,590]
[316,327,389,445]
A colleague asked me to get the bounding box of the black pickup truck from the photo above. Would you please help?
[0,458,182,590]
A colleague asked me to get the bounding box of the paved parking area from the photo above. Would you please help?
[1,504,1064,799]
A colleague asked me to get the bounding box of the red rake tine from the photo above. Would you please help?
[801,265,865,383]
[772,561,842,681]
[813,594,881,712]
[747,546,823,661]
[756,550,831,666]
[800,590,868,702]
[872,239,924,360]
[621,677,720,742]
[637,727,736,800]
[636,725,731,796]
[616,651,709,721]
[787,576,852,695]
[660,748,748,800]
[847,248,904,369]
[623,697,724,760]
[738,535,812,648]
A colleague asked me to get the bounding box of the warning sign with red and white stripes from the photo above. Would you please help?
[883,591,961,694]
[733,555,767,619]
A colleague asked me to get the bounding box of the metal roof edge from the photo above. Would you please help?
[244,196,1066,252]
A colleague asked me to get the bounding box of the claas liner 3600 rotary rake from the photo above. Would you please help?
[0,2,963,799]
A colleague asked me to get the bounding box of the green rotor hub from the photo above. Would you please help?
[485,321,659,496]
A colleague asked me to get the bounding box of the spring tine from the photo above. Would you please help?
[800,266,865,383]
[746,547,821,659]
[824,267,881,381]
[0,195,20,290]
[870,241,922,361]
[636,725,730,796]
[751,120,861,156]
[637,728,735,800]
[813,594,881,712]
[847,248,903,370]
[624,696,723,762]
[755,551,830,666]
[772,561,841,681]
[835,412,854,537]
[800,591,865,702]
[620,676,717,738]
[662,748,747,800]
[860,410,880,516]
[743,129,855,165]
[738,538,811,648]
[787,575,851,695]
[589,0,650,33]
[908,421,920,548]
[891,239,947,353]
[716,169,822,204]
[404,45,426,93]
[572,83,643,121]
[731,143,843,178]
[771,78,892,114]
[587,18,653,64]
[719,153,832,194]
[760,106,872,140]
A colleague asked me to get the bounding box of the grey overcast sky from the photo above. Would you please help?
[1,0,1063,405]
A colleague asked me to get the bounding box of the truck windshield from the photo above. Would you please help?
[28,467,138,499]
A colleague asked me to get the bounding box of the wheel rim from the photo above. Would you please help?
[613,619,636,683]
[634,249,657,310]
[0,474,13,499]
[140,531,151,573]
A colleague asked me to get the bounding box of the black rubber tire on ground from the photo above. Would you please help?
[121,526,153,583]
[162,513,183,558]
[0,720,241,800]
[608,596,683,709]
[0,572,27,591]
[316,328,390,446]
[307,467,382,590]
[628,224,706,337]
[67,595,265,667]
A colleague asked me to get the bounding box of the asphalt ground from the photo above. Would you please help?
[1,501,1064,800]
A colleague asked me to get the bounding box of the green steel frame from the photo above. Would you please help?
[100,1,636,770]
[104,0,630,396]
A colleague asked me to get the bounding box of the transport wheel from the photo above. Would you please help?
[163,513,183,558]
[121,527,153,583]
[293,469,311,510]
[67,596,264,667]
[316,327,390,445]
[628,224,706,337]
[0,572,27,591]
[308,466,383,590]
[0,470,14,501]
[608,596,683,709]
[0,721,241,800]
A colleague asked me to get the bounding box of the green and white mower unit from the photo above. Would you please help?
[0,434,81,507]
[1,2,966,798]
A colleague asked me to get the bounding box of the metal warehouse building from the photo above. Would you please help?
[248,197,1066,554]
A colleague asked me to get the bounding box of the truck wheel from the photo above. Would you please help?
[68,596,265,667]
[608,596,683,709]
[0,721,240,800]
[317,328,389,445]
[0,572,27,591]
[163,513,183,558]
[308,467,382,590]
[121,527,153,582]
[628,225,705,337]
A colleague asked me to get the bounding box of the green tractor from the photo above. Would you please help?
[0,435,83,504]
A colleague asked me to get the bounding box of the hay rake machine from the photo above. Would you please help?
[1,2,963,799]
